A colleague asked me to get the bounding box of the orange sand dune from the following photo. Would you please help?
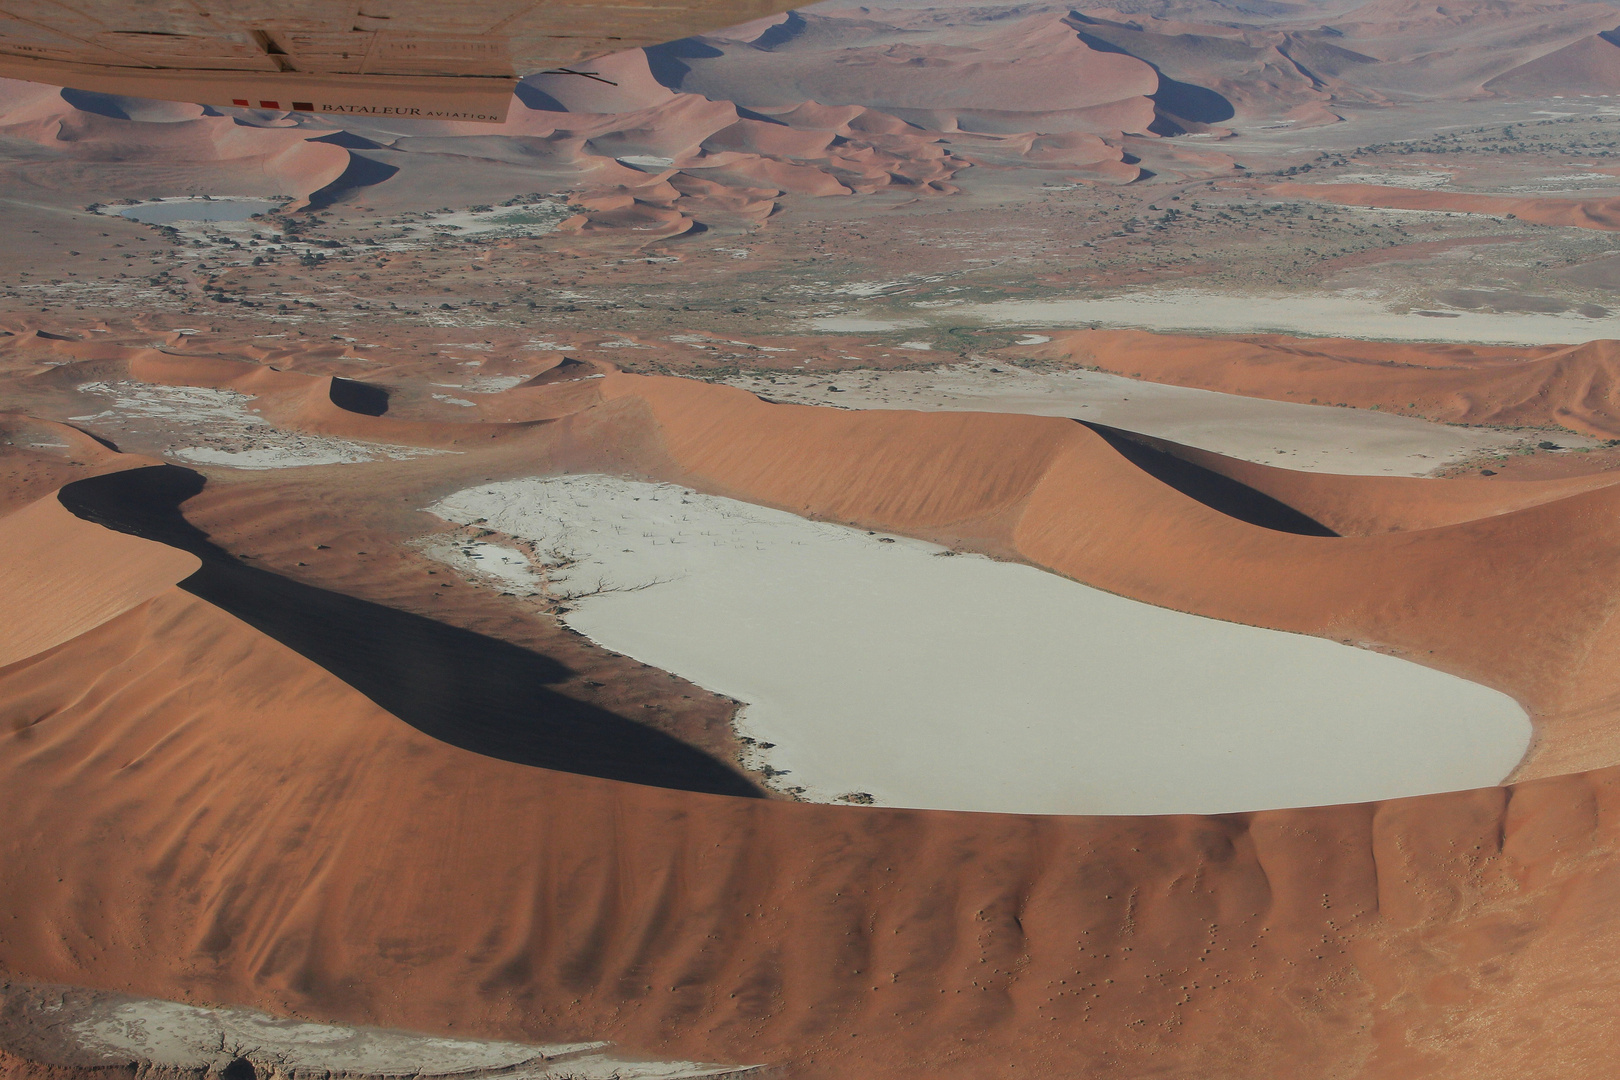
[0,82,350,204]
[120,351,552,449]
[0,412,126,466]
[25,351,1620,775]
[1268,181,1620,231]
[0,490,197,667]
[663,13,1159,117]
[6,0,1620,247]
[1483,31,1620,96]
[470,359,610,421]
[1091,425,1620,536]
[1,445,1619,1079]
[495,48,965,232]
[0,414,135,515]
[588,371,1620,778]
[2,330,171,365]
[1026,329,1620,438]
[474,379,608,423]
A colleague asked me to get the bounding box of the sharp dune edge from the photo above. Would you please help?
[11,0,1620,1071]
[1035,329,1620,439]
[0,493,197,667]
[121,351,553,448]
[587,373,1620,780]
[0,80,352,208]
[6,356,1620,1078]
[19,0,1620,249]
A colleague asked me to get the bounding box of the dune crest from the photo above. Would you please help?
[2,479,1619,1077]
[0,488,198,668]
[4,347,1620,1074]
[0,84,351,205]
[40,349,1620,776]
[9,1,1620,1074]
[568,370,1620,776]
[1031,328,1620,438]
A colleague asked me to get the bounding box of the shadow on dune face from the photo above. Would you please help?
[513,80,568,112]
[59,87,134,120]
[1150,77,1236,125]
[1066,23,1235,126]
[329,377,390,416]
[57,465,763,799]
[642,37,724,89]
[305,153,402,212]
[1081,422,1339,537]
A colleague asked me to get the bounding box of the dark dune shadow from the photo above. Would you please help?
[329,377,389,416]
[60,87,131,120]
[1081,423,1338,537]
[752,11,809,50]
[642,38,724,89]
[309,129,388,151]
[1066,23,1234,126]
[1151,77,1235,125]
[305,152,401,212]
[513,81,568,113]
[57,466,762,799]
[735,105,789,126]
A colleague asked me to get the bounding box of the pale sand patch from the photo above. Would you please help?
[942,290,1620,345]
[457,374,528,393]
[70,381,447,469]
[1,982,749,1080]
[428,476,1531,816]
[417,537,541,589]
[116,197,284,224]
[728,362,1546,476]
[1331,171,1453,189]
[0,496,199,668]
[809,314,928,333]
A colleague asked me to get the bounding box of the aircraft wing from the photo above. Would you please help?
[0,1,795,122]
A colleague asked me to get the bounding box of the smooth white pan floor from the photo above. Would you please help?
[429,475,1530,816]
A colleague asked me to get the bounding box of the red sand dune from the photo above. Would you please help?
[22,347,1620,777]
[13,2,1620,1072]
[118,350,552,448]
[1268,181,1620,231]
[1026,328,1620,438]
[1483,30,1620,96]
[507,48,968,233]
[1100,427,1620,536]
[524,48,682,114]
[0,486,197,667]
[590,371,1620,780]
[8,0,1620,241]
[6,367,1620,1077]
[0,80,351,206]
[661,13,1159,117]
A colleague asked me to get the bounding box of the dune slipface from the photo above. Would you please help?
[427,474,1530,815]
[0,501,1618,1080]
[0,488,198,667]
[10,0,1620,1075]
[2,350,1620,1078]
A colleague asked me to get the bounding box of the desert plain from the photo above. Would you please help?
[7,0,1620,1077]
